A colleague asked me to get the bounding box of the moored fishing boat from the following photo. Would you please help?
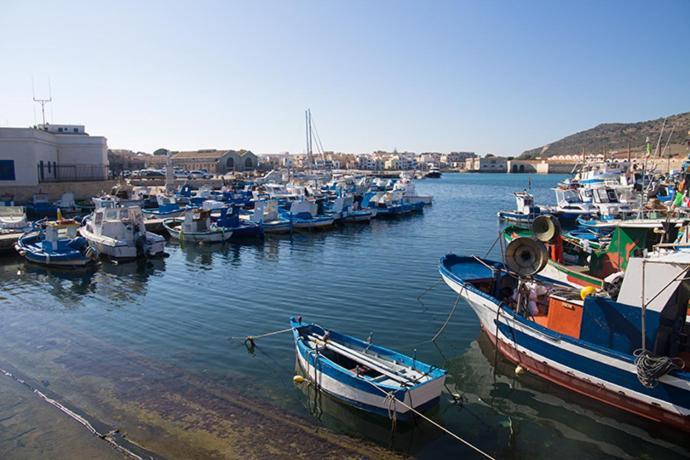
[80,206,166,259]
[15,218,96,267]
[247,200,292,233]
[163,208,233,243]
[439,239,690,432]
[0,206,30,233]
[141,194,184,219]
[497,191,543,224]
[291,317,446,420]
[283,200,335,229]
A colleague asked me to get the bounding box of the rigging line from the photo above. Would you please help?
[230,327,292,341]
[483,233,501,259]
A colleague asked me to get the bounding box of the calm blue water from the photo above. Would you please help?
[1,173,689,459]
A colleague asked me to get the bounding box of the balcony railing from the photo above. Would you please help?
[38,163,108,182]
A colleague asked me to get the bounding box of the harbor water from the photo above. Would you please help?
[1,173,688,459]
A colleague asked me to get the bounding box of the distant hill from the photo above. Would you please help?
[520,112,690,159]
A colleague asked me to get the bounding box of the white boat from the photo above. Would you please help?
[248,200,292,233]
[80,206,166,259]
[393,179,433,206]
[163,208,233,243]
[0,206,30,233]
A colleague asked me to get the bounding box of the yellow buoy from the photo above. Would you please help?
[515,365,525,376]
[293,375,305,384]
[580,285,596,300]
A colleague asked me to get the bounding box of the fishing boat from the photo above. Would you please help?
[283,200,335,229]
[291,317,446,420]
[54,192,81,215]
[424,166,442,179]
[393,179,433,206]
[163,208,233,243]
[211,203,263,239]
[329,195,373,223]
[26,193,58,218]
[0,206,30,233]
[439,238,690,432]
[80,206,166,259]
[361,191,414,217]
[497,191,543,224]
[15,218,96,267]
[248,200,292,233]
[552,188,595,222]
[141,194,184,218]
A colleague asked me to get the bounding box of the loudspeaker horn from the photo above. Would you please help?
[532,215,560,243]
[505,237,549,277]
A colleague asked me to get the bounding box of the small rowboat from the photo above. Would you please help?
[291,317,446,420]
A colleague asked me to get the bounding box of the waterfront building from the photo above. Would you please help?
[171,149,258,174]
[465,155,507,172]
[0,124,108,186]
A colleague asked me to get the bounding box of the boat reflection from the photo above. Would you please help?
[2,256,167,309]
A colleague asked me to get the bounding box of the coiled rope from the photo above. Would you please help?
[633,349,684,388]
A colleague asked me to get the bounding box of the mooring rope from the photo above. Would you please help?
[367,382,495,460]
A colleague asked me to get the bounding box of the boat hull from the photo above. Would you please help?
[80,228,166,259]
[295,347,443,420]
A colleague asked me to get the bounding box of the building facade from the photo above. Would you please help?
[0,124,108,186]
[465,156,508,172]
[171,149,258,173]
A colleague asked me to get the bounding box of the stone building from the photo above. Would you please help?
[171,149,258,173]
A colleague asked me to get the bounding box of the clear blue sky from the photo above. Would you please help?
[1,0,688,155]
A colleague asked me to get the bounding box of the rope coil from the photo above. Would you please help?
[633,349,684,388]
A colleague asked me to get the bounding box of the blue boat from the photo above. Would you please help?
[291,317,446,420]
[214,205,263,239]
[15,219,96,267]
[439,244,690,432]
[281,200,335,229]
[141,195,184,219]
[26,193,58,218]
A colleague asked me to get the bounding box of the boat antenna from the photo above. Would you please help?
[32,78,52,125]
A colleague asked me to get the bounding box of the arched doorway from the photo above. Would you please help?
[226,157,235,171]
[512,164,517,173]
[519,164,525,173]
[245,157,253,169]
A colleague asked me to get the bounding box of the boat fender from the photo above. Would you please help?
[515,365,525,376]
[293,375,305,384]
[580,286,596,300]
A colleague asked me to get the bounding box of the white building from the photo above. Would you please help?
[357,155,384,170]
[0,124,108,186]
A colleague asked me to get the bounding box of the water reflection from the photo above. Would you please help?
[0,256,166,309]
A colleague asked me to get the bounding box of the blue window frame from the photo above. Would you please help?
[0,160,15,181]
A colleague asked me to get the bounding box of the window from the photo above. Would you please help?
[245,157,253,169]
[73,128,78,133]
[0,160,15,180]
[58,127,63,132]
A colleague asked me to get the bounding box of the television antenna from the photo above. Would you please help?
[32,78,52,125]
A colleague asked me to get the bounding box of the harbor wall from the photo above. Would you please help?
[1,180,118,203]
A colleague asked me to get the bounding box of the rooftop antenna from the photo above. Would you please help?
[32,77,52,125]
